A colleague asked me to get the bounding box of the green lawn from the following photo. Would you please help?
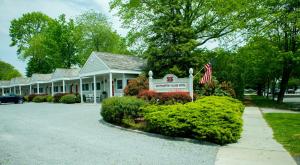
[250,95,300,111]
[264,113,300,156]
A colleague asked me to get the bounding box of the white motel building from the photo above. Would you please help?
[0,52,145,103]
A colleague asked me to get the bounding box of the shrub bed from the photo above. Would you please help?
[32,95,48,103]
[101,96,147,124]
[101,96,244,145]
[138,90,192,104]
[60,94,78,104]
[142,96,244,144]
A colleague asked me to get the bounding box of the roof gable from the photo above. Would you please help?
[79,52,109,75]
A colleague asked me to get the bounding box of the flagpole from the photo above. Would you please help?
[193,66,205,78]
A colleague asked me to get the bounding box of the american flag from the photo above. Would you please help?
[200,63,212,84]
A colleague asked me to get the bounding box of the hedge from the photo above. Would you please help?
[101,96,147,124]
[60,94,77,104]
[32,95,48,103]
[142,96,244,144]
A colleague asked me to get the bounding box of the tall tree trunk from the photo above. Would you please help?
[277,62,292,103]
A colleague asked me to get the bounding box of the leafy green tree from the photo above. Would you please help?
[245,0,300,102]
[9,12,53,57]
[75,10,129,65]
[0,60,21,80]
[110,0,251,77]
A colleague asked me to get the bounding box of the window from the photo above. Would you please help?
[60,86,63,92]
[82,84,89,91]
[39,88,43,93]
[54,86,59,92]
[91,83,101,90]
[34,88,37,93]
[117,80,123,89]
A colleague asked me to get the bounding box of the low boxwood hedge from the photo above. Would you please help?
[101,96,147,124]
[60,94,77,104]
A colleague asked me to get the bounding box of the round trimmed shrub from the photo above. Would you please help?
[32,95,48,103]
[60,94,77,104]
[101,96,146,124]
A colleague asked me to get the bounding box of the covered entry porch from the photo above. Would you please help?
[79,52,145,104]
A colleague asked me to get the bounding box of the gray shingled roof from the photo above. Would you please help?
[0,81,10,87]
[14,77,31,85]
[94,52,146,71]
[30,74,53,83]
[52,68,80,80]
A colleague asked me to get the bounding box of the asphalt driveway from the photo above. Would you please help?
[0,103,218,165]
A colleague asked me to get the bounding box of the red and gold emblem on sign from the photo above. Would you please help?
[167,76,173,82]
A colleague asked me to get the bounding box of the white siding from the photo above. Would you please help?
[80,53,109,75]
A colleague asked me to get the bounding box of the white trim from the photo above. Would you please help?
[79,70,110,77]
[110,69,142,74]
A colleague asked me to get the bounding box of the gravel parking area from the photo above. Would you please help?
[0,103,218,165]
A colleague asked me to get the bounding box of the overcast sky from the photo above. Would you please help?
[0,0,218,76]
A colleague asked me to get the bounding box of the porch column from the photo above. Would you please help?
[51,82,54,96]
[103,77,106,91]
[19,86,21,95]
[80,78,83,103]
[37,83,40,94]
[109,72,112,97]
[122,73,126,96]
[30,85,32,94]
[9,88,11,93]
[14,86,16,94]
[63,80,65,93]
[93,75,97,104]
[2,88,4,96]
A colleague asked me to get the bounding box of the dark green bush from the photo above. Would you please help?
[142,96,244,145]
[60,94,77,104]
[32,95,48,103]
[101,96,146,124]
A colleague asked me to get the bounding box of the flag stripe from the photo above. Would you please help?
[200,64,212,84]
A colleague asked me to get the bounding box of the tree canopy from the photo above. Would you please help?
[9,11,129,76]
[0,60,21,80]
